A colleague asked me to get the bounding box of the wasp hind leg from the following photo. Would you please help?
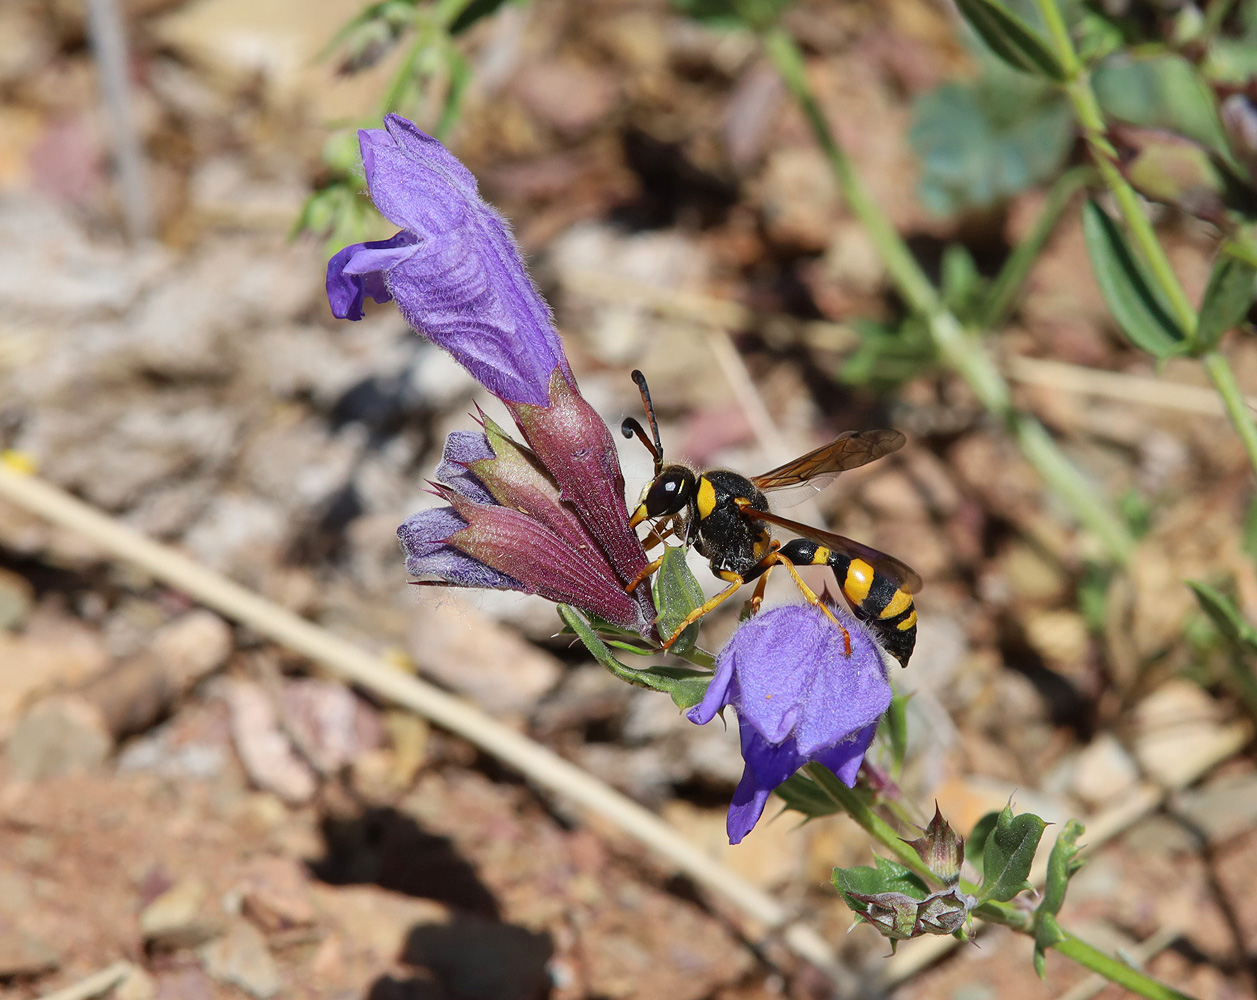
[770,552,852,655]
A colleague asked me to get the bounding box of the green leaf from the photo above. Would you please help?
[885,693,911,774]
[1188,580,1257,654]
[450,0,515,35]
[651,547,705,655]
[964,811,1000,880]
[840,316,936,390]
[1195,254,1256,352]
[954,0,1066,80]
[833,856,929,909]
[1033,820,1085,977]
[557,605,713,709]
[775,772,844,819]
[977,804,1045,903]
[669,0,793,30]
[1082,200,1188,357]
[910,68,1074,217]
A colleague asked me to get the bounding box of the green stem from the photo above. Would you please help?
[763,27,1137,564]
[978,902,1197,1000]
[1202,351,1257,473]
[1035,0,1257,479]
[805,763,937,885]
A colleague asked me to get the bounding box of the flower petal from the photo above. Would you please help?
[725,723,804,845]
[326,232,419,320]
[436,430,497,505]
[354,115,567,405]
[398,507,522,590]
[813,720,879,787]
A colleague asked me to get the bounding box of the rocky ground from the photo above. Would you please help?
[1,0,1255,998]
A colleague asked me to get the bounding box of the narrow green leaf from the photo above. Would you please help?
[1195,254,1256,352]
[964,811,1000,879]
[885,693,911,773]
[1082,200,1188,357]
[954,0,1066,81]
[1188,580,1257,653]
[1030,820,1084,975]
[775,772,844,819]
[651,547,705,655]
[977,804,1045,903]
[833,856,929,907]
[556,605,712,709]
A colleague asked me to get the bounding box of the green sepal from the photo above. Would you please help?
[976,803,1045,903]
[774,771,845,820]
[1188,580,1257,654]
[650,547,705,655]
[1082,200,1188,358]
[954,0,1066,81]
[964,810,1000,880]
[1194,253,1256,353]
[833,856,929,911]
[557,605,712,710]
[885,692,911,774]
[1032,820,1085,977]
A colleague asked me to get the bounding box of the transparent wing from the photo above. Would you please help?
[750,430,905,494]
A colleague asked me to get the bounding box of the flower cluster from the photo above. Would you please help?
[326,115,893,843]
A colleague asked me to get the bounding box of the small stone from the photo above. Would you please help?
[150,611,233,691]
[224,679,317,804]
[239,856,315,932]
[140,879,221,950]
[0,568,33,631]
[0,921,59,978]
[115,965,157,1000]
[199,920,280,999]
[1132,680,1223,785]
[1172,772,1257,845]
[1070,733,1139,808]
[7,695,111,780]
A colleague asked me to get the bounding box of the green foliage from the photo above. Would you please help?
[557,605,713,709]
[833,856,930,909]
[1033,820,1085,977]
[1093,55,1231,157]
[965,810,1000,880]
[910,63,1074,216]
[1082,200,1188,357]
[669,0,792,30]
[976,803,1045,903]
[840,316,936,390]
[651,547,706,655]
[1188,581,1257,655]
[884,692,911,775]
[954,0,1066,80]
[1195,253,1257,352]
[774,771,844,819]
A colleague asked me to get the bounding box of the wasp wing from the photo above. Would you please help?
[750,430,905,494]
[746,506,923,593]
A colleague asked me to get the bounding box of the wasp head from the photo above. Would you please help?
[630,466,697,528]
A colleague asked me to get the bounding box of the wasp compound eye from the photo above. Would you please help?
[645,471,690,516]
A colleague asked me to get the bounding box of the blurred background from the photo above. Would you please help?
[1,0,1256,998]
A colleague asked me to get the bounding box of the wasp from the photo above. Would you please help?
[621,370,921,666]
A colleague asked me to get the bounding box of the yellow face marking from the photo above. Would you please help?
[879,589,913,619]
[897,610,918,631]
[811,545,832,566]
[844,559,874,604]
[695,476,717,520]
[629,503,648,528]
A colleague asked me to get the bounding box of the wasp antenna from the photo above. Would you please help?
[621,417,661,466]
[630,370,664,475]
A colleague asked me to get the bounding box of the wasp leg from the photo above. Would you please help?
[660,571,746,650]
[642,517,680,553]
[772,553,852,655]
[626,554,665,593]
[747,542,783,615]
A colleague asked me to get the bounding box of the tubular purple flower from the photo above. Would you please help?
[327,114,569,407]
[327,115,653,623]
[688,602,892,844]
[398,417,653,634]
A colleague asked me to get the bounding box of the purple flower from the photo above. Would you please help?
[327,116,653,627]
[688,602,892,844]
[327,114,568,407]
[399,415,653,633]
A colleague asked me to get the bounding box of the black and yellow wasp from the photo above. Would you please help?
[621,370,921,666]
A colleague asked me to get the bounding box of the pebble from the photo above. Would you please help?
[150,610,233,690]
[0,923,59,978]
[224,679,317,804]
[0,568,33,631]
[200,919,280,999]
[238,856,315,932]
[140,879,221,950]
[1172,772,1257,846]
[6,695,112,781]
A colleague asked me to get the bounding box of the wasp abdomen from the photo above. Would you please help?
[777,538,917,667]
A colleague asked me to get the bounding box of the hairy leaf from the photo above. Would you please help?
[978,804,1045,903]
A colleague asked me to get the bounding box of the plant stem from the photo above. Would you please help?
[1035,0,1257,478]
[805,763,937,884]
[763,27,1137,564]
[978,902,1197,1000]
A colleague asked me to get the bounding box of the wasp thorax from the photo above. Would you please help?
[644,467,696,517]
